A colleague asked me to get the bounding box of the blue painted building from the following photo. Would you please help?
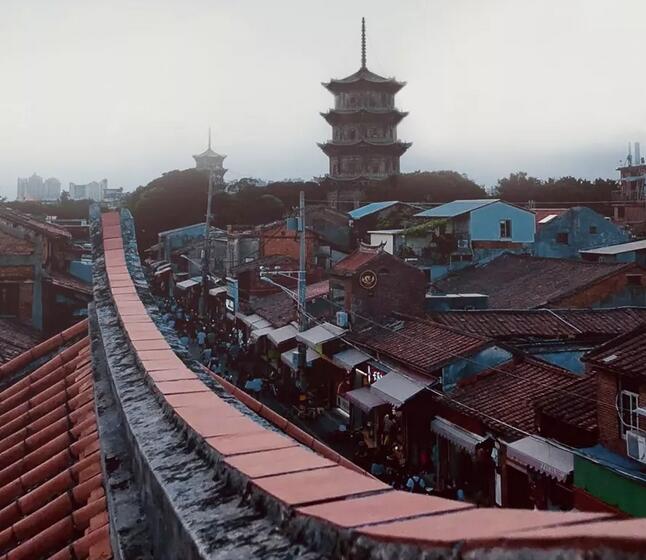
[534,206,630,259]
[413,199,535,267]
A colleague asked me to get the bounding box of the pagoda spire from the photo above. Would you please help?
[208,127,212,150]
[361,17,366,69]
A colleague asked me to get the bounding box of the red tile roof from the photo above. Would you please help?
[441,358,583,439]
[0,320,41,367]
[0,320,111,560]
[432,254,635,309]
[429,307,646,339]
[332,244,381,274]
[0,206,72,241]
[584,324,646,378]
[353,315,490,375]
[251,281,330,328]
[535,374,598,433]
[0,230,33,257]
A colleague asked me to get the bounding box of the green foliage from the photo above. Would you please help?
[402,219,447,237]
[9,198,91,220]
[495,172,616,215]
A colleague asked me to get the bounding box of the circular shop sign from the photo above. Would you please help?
[359,269,378,290]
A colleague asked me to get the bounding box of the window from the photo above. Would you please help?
[620,389,640,438]
[589,225,598,234]
[499,219,512,238]
[0,284,19,317]
[330,282,346,306]
[556,232,569,244]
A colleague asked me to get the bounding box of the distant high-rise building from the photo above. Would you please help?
[319,18,411,182]
[193,129,227,186]
[17,173,45,201]
[43,178,61,201]
[69,179,108,201]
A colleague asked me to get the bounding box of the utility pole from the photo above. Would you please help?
[297,190,308,373]
[200,169,214,319]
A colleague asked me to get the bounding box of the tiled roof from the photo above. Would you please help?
[584,324,646,378]
[332,244,381,274]
[432,254,633,309]
[0,320,111,560]
[535,374,598,433]
[0,319,41,366]
[443,358,582,439]
[414,199,497,219]
[0,206,72,240]
[46,271,93,296]
[352,315,490,375]
[429,307,646,339]
[251,281,330,328]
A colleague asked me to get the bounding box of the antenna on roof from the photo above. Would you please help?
[361,17,366,69]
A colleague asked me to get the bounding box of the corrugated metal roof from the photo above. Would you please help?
[348,201,400,220]
[580,239,646,255]
[415,199,497,218]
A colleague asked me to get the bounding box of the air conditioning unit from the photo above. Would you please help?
[626,430,646,464]
[336,311,349,328]
[457,239,470,249]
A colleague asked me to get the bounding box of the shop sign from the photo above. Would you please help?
[359,269,377,290]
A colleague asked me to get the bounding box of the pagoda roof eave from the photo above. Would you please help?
[319,141,412,157]
[321,109,408,124]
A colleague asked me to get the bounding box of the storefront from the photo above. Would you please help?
[430,416,494,504]
[504,435,574,510]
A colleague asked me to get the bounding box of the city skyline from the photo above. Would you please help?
[1,0,645,199]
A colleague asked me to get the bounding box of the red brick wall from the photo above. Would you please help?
[551,269,643,308]
[336,253,427,321]
[260,224,317,269]
[596,368,646,456]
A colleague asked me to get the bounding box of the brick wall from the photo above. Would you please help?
[596,367,646,456]
[551,269,645,308]
[260,224,318,268]
[596,369,622,454]
[337,253,426,321]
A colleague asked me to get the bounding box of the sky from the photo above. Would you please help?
[1,0,645,199]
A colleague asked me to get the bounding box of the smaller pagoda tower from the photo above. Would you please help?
[319,18,411,182]
[193,129,227,186]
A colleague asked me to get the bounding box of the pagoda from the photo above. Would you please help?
[319,18,411,182]
[193,129,227,185]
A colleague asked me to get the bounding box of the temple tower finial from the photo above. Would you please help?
[208,127,212,150]
[361,17,366,68]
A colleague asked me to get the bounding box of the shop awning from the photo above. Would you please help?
[345,387,389,413]
[154,266,172,277]
[280,347,320,371]
[506,436,574,482]
[267,324,299,346]
[236,313,270,329]
[176,277,201,290]
[250,326,275,342]
[296,322,346,348]
[332,348,371,372]
[371,371,430,407]
[431,417,485,456]
[209,286,227,297]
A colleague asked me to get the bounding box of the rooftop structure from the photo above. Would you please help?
[612,141,646,228]
[432,253,645,309]
[319,19,411,182]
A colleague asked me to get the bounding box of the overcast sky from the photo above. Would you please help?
[1,0,644,198]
